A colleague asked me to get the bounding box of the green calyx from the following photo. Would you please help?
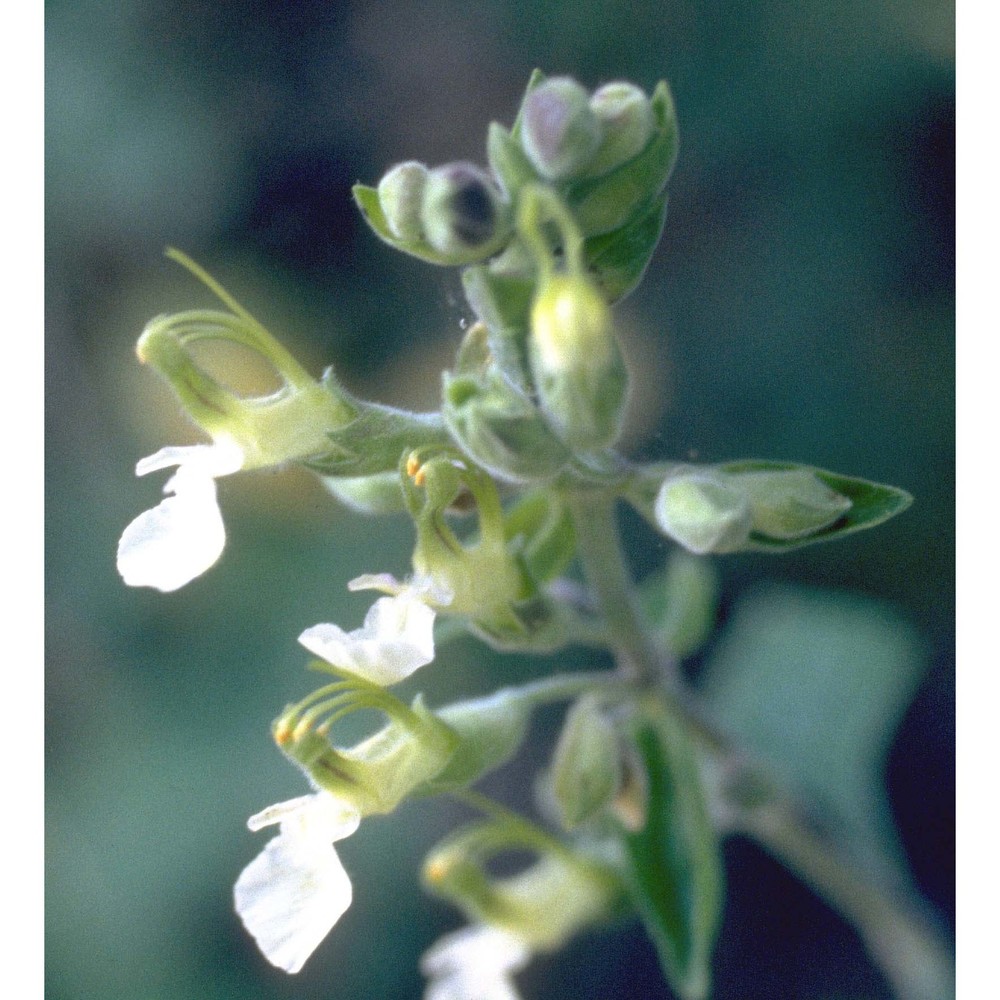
[273,680,459,817]
[137,250,353,470]
[423,816,623,951]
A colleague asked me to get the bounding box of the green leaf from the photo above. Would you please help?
[719,460,913,551]
[584,190,669,302]
[699,584,926,878]
[623,712,725,1000]
[306,389,450,476]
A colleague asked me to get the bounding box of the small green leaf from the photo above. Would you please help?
[719,460,913,551]
[623,712,724,1000]
[487,121,539,199]
[306,391,450,476]
[584,190,669,302]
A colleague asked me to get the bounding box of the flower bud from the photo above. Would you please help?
[586,82,655,177]
[420,162,511,260]
[654,473,753,554]
[734,468,853,540]
[529,273,627,450]
[520,77,601,181]
[376,160,428,243]
[550,694,622,829]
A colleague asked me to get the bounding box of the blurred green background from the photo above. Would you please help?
[45,1,953,998]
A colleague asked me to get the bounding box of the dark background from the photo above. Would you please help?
[46,1,954,998]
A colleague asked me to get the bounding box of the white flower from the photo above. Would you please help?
[116,439,244,592]
[234,792,361,974]
[298,575,450,686]
[421,924,531,1000]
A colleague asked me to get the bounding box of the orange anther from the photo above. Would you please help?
[406,453,421,478]
[274,719,294,746]
[425,857,451,883]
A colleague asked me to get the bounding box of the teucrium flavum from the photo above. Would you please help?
[117,69,943,1000]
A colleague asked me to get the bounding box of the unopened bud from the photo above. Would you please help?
[420,162,511,259]
[529,273,627,450]
[735,468,852,540]
[550,695,621,829]
[655,473,753,554]
[442,371,570,483]
[520,77,601,181]
[586,82,655,177]
[377,160,428,243]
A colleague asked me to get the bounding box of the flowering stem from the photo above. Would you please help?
[565,486,672,686]
[564,482,954,1000]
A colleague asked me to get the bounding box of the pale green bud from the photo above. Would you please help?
[586,82,655,177]
[550,694,622,829]
[420,162,511,260]
[520,77,601,181]
[735,468,853,540]
[529,273,627,450]
[376,160,428,242]
[655,473,753,554]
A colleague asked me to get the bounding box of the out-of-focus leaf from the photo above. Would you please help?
[622,712,725,1000]
[699,584,926,875]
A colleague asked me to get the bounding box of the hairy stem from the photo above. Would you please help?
[566,487,671,685]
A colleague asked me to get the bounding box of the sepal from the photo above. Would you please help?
[566,79,679,238]
[136,252,353,471]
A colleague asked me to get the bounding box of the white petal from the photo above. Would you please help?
[349,572,453,608]
[116,468,226,591]
[135,439,244,478]
[298,593,437,685]
[422,925,530,1000]
[234,831,352,974]
[247,794,361,842]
